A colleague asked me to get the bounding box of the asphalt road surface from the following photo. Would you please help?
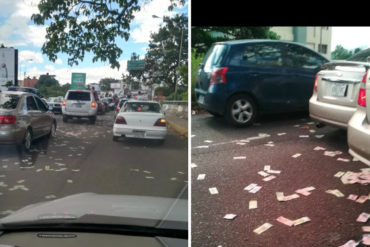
[192,113,370,247]
[0,111,188,217]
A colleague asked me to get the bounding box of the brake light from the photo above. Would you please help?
[358,71,367,107]
[62,100,66,106]
[91,102,97,108]
[314,74,319,92]
[210,67,228,85]
[115,116,127,124]
[154,118,166,127]
[0,115,16,124]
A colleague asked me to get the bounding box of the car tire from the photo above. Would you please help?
[47,121,57,138]
[17,128,32,153]
[226,94,257,127]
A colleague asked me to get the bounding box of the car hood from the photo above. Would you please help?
[0,193,188,230]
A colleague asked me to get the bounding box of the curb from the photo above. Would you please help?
[168,120,188,138]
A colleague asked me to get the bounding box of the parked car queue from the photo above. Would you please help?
[195,40,370,166]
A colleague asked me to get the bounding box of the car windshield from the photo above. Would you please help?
[67,91,91,101]
[0,94,19,109]
[124,102,161,113]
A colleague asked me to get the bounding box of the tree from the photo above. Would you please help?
[144,14,188,96]
[5,81,13,87]
[331,45,363,60]
[192,26,280,54]
[31,0,185,69]
[99,78,120,91]
[36,74,59,88]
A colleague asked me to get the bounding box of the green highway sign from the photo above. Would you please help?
[71,73,86,89]
[127,60,145,71]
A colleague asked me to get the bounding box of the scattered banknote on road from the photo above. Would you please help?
[191,163,198,168]
[334,171,345,178]
[292,153,302,158]
[293,216,311,226]
[357,213,370,223]
[296,186,315,196]
[249,200,257,209]
[249,185,262,194]
[263,175,276,182]
[356,195,368,204]
[253,223,273,234]
[362,226,370,232]
[233,156,246,160]
[276,216,294,227]
[347,194,358,201]
[326,189,345,197]
[339,240,359,247]
[209,187,219,195]
[314,146,326,151]
[244,183,258,191]
[197,174,206,180]
[337,158,350,162]
[258,171,269,177]
[284,194,300,201]
[223,214,237,220]
[276,192,285,201]
[362,234,370,245]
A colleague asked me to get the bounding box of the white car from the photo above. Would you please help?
[113,101,167,142]
[62,90,98,124]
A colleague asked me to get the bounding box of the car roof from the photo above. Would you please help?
[1,91,29,96]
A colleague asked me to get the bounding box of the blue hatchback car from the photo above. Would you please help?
[195,40,330,127]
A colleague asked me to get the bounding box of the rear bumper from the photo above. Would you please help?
[113,124,167,140]
[195,88,226,115]
[0,126,25,145]
[62,107,97,117]
[348,109,370,166]
[309,94,356,129]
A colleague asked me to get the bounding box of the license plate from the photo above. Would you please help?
[331,83,347,97]
[198,95,205,104]
[133,130,145,137]
[73,103,82,108]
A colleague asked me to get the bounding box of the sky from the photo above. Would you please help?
[331,27,370,51]
[0,0,188,85]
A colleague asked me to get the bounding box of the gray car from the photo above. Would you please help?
[0,91,56,152]
[348,69,370,166]
[62,90,98,124]
[309,49,370,129]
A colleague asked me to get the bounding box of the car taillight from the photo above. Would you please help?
[210,67,228,85]
[91,102,97,108]
[314,74,319,92]
[358,71,368,107]
[115,116,127,124]
[0,115,16,124]
[62,100,66,106]
[116,106,120,111]
[154,118,166,127]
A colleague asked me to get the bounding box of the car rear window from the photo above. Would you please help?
[203,44,226,72]
[0,94,19,109]
[124,102,161,113]
[67,92,91,101]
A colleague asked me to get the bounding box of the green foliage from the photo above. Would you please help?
[31,0,185,69]
[155,86,172,96]
[99,77,120,91]
[191,49,204,102]
[192,26,280,54]
[36,74,59,88]
[144,14,188,93]
[38,83,70,98]
[331,45,363,60]
[5,81,13,87]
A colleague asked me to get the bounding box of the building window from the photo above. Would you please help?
[318,44,327,54]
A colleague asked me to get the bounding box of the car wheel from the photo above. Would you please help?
[48,121,57,138]
[226,95,257,127]
[18,128,32,153]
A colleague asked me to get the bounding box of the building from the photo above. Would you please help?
[271,27,332,58]
[23,77,38,87]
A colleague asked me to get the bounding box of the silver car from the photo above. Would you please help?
[0,91,56,152]
[62,90,98,124]
[309,60,369,129]
[348,69,370,166]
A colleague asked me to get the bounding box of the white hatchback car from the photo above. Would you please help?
[113,101,167,142]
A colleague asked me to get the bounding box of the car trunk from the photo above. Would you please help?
[123,112,163,127]
[317,61,369,108]
[66,92,92,113]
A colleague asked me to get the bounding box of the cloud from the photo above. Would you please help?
[332,27,370,51]
[55,58,63,65]
[130,0,174,43]
[19,50,44,63]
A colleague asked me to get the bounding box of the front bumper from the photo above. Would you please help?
[113,124,167,140]
[348,109,370,166]
[309,94,356,129]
